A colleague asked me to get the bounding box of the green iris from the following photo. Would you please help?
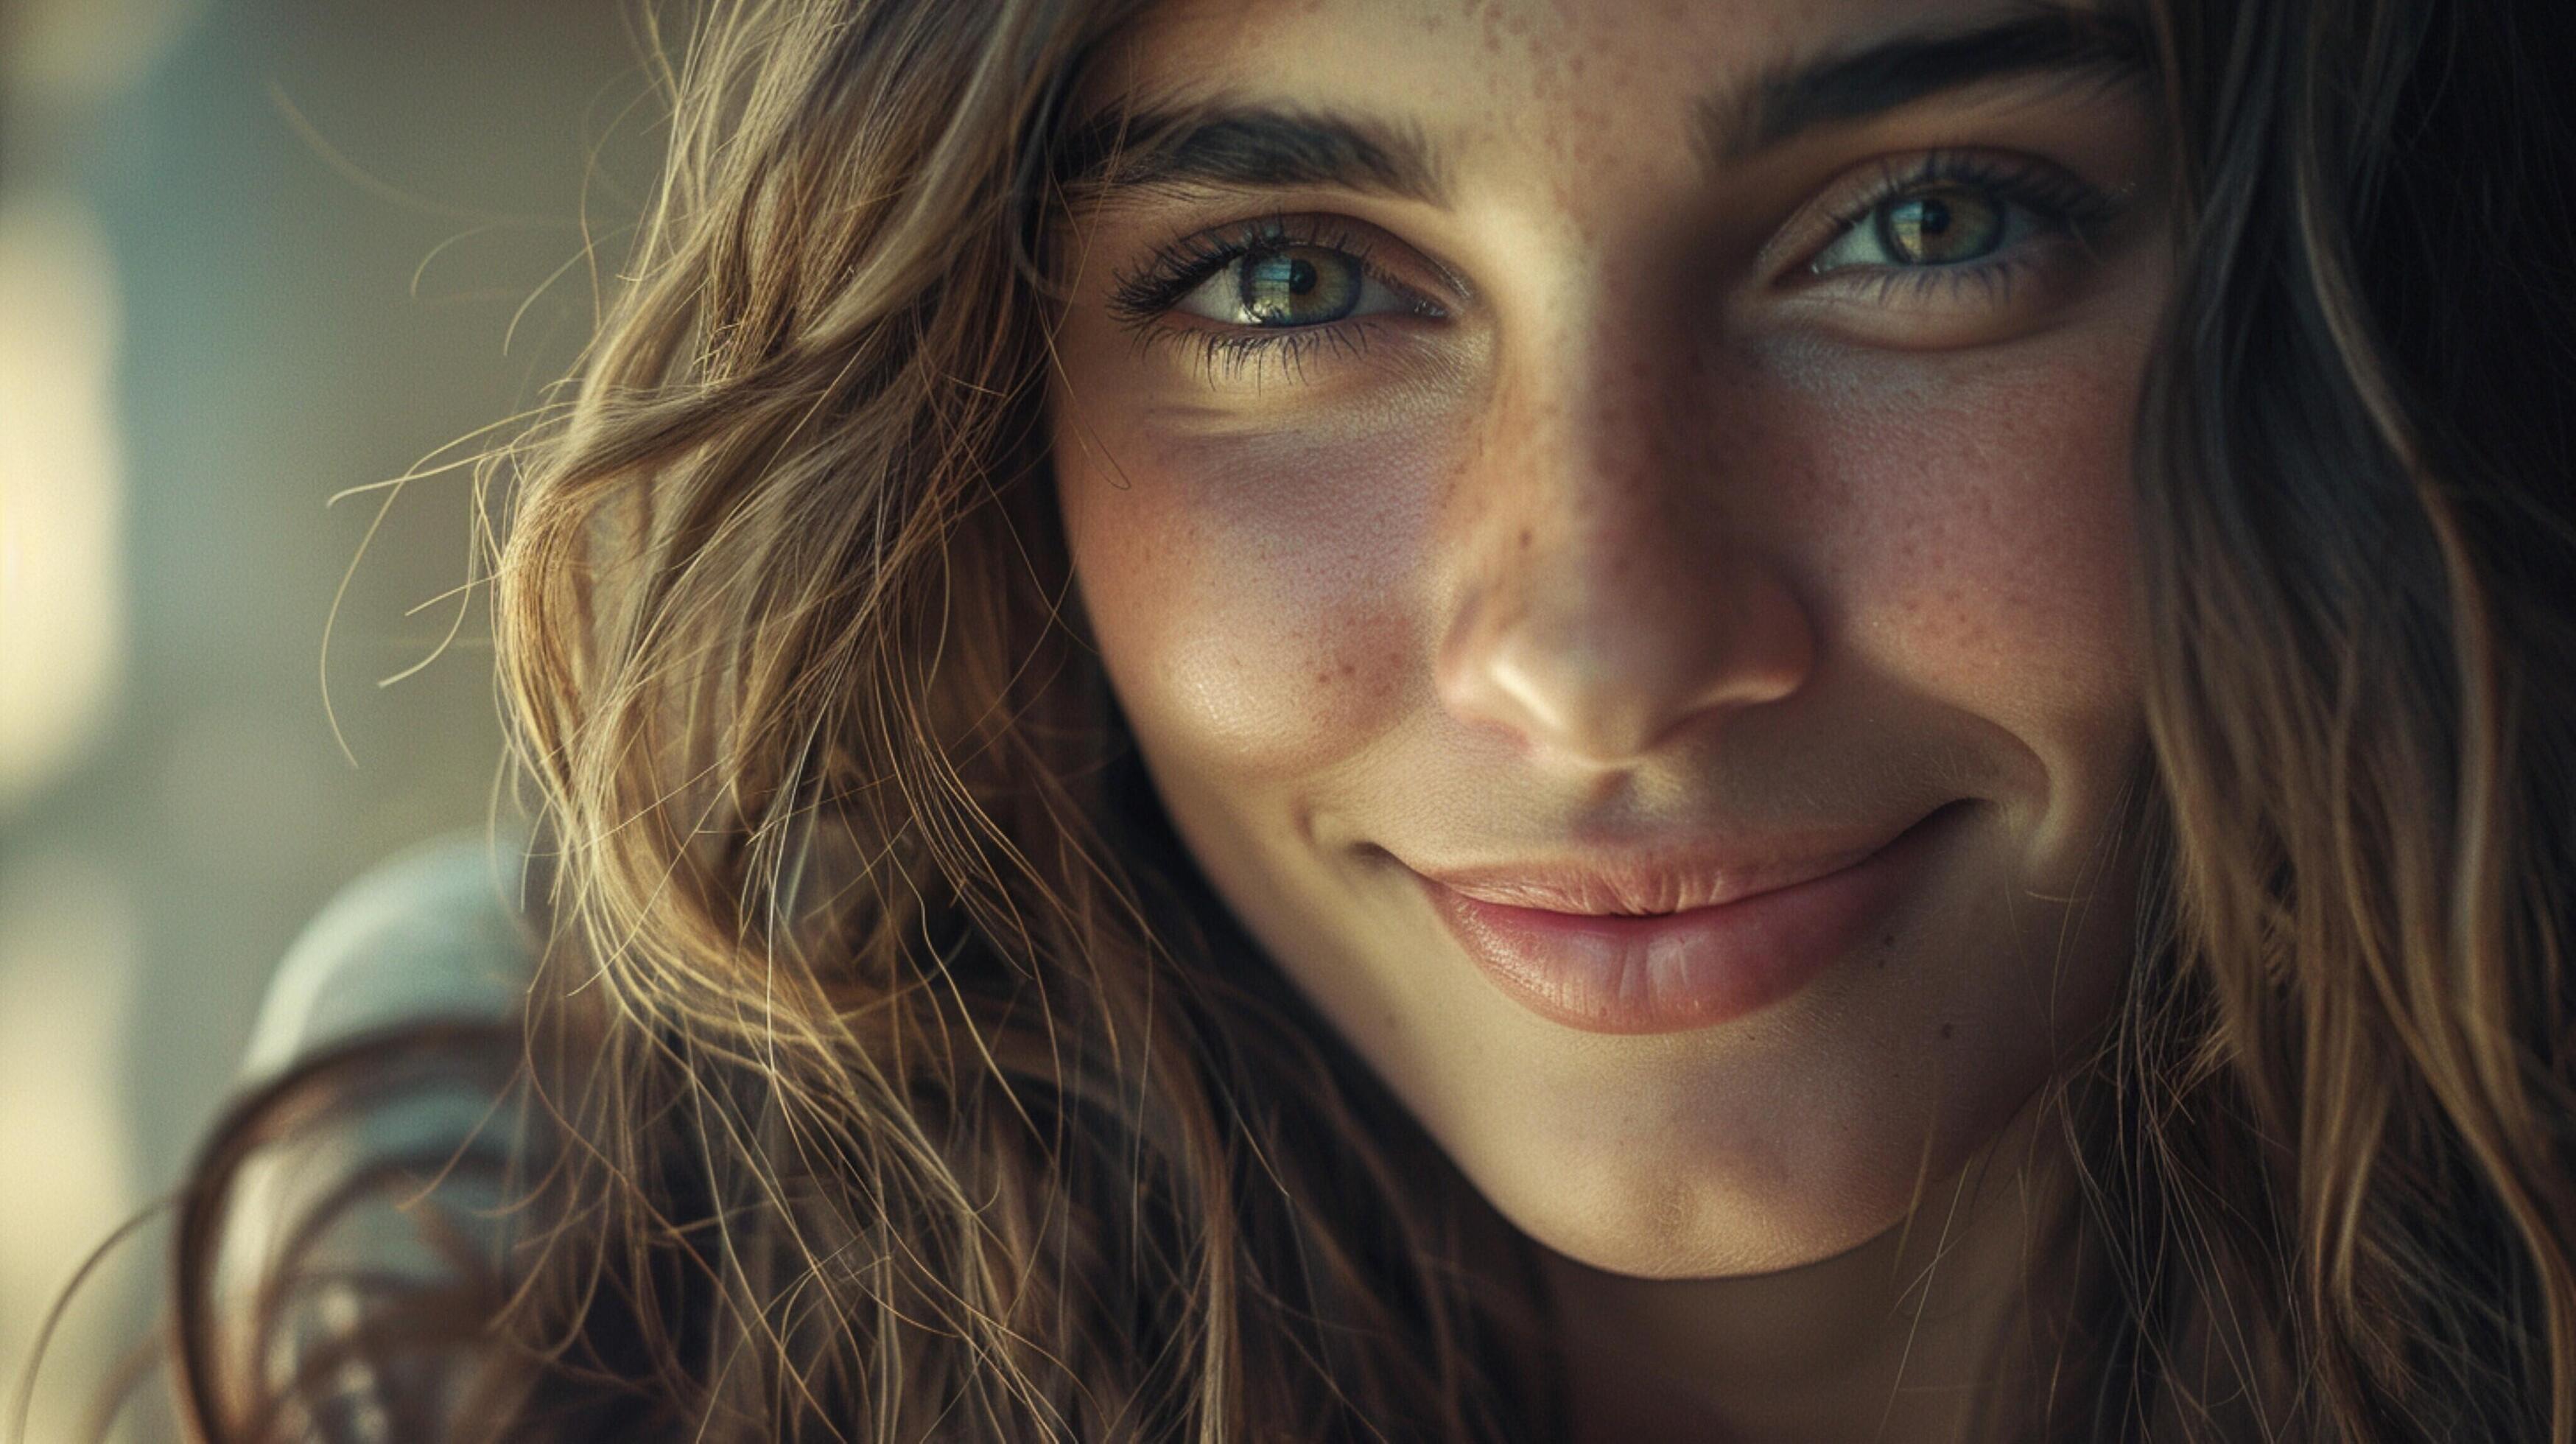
[1875,186,2005,265]
[1238,245,1363,326]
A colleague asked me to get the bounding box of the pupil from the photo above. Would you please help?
[1240,247,1354,325]
[1878,189,1998,264]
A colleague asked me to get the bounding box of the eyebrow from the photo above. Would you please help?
[1057,106,1445,208]
[1703,7,2154,163]
[1059,5,2155,208]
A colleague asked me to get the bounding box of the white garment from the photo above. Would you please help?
[242,831,538,1079]
[220,832,539,1443]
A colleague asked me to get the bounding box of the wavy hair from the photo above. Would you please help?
[150,0,2576,1440]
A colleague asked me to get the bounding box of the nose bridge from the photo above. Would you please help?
[1486,349,1709,632]
[1436,306,1814,765]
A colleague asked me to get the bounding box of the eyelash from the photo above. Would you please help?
[1799,148,2127,308]
[1109,150,2125,375]
[1106,217,1436,380]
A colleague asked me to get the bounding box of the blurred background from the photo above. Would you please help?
[1,1,646,1435]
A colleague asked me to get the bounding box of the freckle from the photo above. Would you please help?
[1939,1023,1955,1040]
[1517,528,1532,550]
[1338,662,1355,676]
[1315,670,1330,684]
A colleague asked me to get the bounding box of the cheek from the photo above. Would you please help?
[1772,343,2141,720]
[1054,413,1440,785]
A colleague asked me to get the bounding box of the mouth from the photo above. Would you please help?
[1408,801,1974,1034]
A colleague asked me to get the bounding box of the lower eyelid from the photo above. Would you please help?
[1779,245,2096,340]
[1864,254,2038,306]
[1151,319,1371,384]
[1132,309,1445,385]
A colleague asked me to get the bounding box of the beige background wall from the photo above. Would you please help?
[1,2,641,1435]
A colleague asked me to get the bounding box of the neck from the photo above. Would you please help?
[1539,1085,2096,1444]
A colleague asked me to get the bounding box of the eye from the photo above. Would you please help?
[1789,150,2126,290]
[1171,242,1387,328]
[1103,215,1453,385]
[1808,181,2031,274]
[1814,183,2010,270]
[1109,217,1444,332]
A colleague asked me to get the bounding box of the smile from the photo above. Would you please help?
[1409,801,1973,1034]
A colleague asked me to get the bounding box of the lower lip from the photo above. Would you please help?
[1419,803,1969,1034]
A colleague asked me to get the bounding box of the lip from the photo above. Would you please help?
[1412,802,1971,1034]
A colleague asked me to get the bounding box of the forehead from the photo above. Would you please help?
[1097,0,2085,163]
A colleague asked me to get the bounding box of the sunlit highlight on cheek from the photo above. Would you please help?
[1057,407,1447,783]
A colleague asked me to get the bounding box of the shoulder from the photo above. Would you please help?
[203,836,546,1440]
[242,831,540,1079]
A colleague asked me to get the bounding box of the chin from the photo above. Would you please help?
[1526,1204,1904,1283]
[1467,1132,1929,1280]
[1408,1006,2072,1283]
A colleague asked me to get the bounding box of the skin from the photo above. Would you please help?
[1048,0,2170,1436]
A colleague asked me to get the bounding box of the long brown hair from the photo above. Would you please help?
[152,0,2576,1439]
[2091,1,2576,1436]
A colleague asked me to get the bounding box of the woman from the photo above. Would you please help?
[165,0,2576,1439]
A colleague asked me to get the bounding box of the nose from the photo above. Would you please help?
[1433,352,1816,768]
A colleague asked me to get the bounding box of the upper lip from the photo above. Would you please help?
[1404,806,1949,916]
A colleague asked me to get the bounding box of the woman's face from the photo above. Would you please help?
[1051,0,2166,1279]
